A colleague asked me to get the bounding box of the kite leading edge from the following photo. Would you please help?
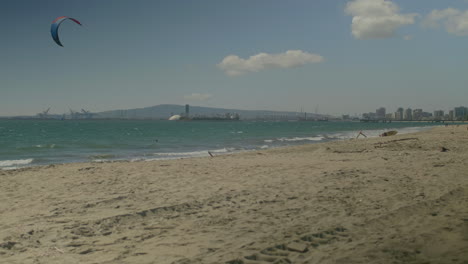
[51,16,82,47]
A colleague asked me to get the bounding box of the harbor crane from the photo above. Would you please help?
[81,109,93,119]
[37,107,51,119]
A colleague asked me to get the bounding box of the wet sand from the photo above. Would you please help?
[1,125,467,264]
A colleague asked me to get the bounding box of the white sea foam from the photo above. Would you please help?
[264,136,324,143]
[211,148,235,153]
[92,159,108,163]
[0,159,34,169]
[277,136,324,142]
[325,126,432,140]
[34,144,56,149]
[93,148,238,164]
[153,150,209,157]
[2,167,19,171]
[152,148,233,157]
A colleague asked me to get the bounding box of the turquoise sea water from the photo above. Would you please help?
[0,120,440,169]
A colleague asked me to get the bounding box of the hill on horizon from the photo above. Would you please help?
[95,104,325,120]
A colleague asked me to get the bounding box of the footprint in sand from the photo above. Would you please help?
[225,227,349,264]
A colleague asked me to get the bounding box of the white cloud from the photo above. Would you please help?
[217,50,324,76]
[422,8,468,36]
[345,0,417,39]
[184,93,213,101]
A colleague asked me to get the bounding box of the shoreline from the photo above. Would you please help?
[0,124,436,171]
[1,125,467,263]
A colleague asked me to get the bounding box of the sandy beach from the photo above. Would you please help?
[1,125,467,264]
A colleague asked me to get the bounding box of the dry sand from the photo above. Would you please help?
[1,125,467,264]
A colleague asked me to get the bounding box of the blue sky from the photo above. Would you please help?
[2,0,468,116]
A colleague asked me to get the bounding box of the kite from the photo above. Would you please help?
[51,16,82,47]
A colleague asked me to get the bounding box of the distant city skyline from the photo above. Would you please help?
[3,102,466,118]
[361,105,468,121]
[2,0,468,116]
[4,103,468,121]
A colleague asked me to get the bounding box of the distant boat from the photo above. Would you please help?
[168,115,182,121]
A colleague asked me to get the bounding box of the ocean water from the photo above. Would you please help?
[0,120,440,170]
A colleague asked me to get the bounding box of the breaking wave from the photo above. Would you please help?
[0,158,34,169]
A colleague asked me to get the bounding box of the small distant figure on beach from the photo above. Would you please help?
[208,151,214,157]
[356,130,367,139]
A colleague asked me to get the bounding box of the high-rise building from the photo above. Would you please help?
[434,110,444,120]
[449,110,455,120]
[421,112,433,119]
[376,107,386,119]
[454,106,467,120]
[185,104,190,117]
[395,107,404,121]
[413,109,423,121]
[404,108,412,121]
[363,112,377,120]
